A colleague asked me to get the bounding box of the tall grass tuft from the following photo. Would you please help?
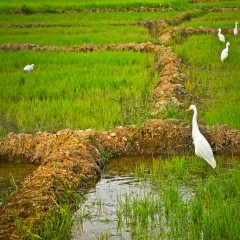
[117,156,240,239]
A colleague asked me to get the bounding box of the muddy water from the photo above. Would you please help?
[0,160,36,204]
[71,156,195,240]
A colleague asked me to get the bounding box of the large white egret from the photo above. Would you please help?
[217,28,225,42]
[221,42,230,62]
[234,22,238,35]
[186,105,217,171]
[23,64,35,72]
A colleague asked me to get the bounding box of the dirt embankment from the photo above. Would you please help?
[8,5,173,15]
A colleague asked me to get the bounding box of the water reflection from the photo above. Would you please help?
[72,174,152,240]
[0,160,36,204]
[71,156,195,240]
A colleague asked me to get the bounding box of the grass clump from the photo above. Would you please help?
[0,25,153,46]
[117,156,240,239]
[15,203,75,239]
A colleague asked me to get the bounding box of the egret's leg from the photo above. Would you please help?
[202,161,205,179]
[212,168,217,176]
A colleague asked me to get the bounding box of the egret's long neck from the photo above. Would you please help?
[192,108,200,139]
[226,44,229,52]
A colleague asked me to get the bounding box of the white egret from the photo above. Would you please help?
[186,105,216,171]
[217,28,225,42]
[221,42,230,62]
[234,22,238,35]
[23,64,35,72]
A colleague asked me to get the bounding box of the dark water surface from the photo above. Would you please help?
[71,156,195,240]
[0,160,36,204]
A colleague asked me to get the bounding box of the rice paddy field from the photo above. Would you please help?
[1,0,240,239]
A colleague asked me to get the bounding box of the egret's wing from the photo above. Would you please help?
[221,49,228,61]
[194,135,216,168]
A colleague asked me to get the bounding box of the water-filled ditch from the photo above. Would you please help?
[71,156,203,240]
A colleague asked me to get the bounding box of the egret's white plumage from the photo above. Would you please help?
[221,42,230,62]
[217,28,225,42]
[186,105,216,169]
[23,64,35,72]
[234,22,238,35]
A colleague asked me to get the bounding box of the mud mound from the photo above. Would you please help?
[0,42,158,52]
[209,7,240,12]
[0,23,85,28]
[153,45,187,108]
[183,27,235,35]
[9,6,173,15]
[140,19,176,43]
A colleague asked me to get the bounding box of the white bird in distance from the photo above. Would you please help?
[221,42,230,62]
[23,64,35,72]
[217,28,225,43]
[234,22,238,35]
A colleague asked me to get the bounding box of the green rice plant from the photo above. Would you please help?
[15,180,83,240]
[174,34,240,130]
[117,192,162,237]
[187,0,240,9]
[0,50,158,137]
[15,203,73,240]
[9,171,18,191]
[116,156,240,239]
[0,11,179,25]
[0,0,186,13]
[96,231,110,240]
[180,11,240,28]
[0,25,153,46]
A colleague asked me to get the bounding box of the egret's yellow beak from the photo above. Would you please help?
[185,108,190,112]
